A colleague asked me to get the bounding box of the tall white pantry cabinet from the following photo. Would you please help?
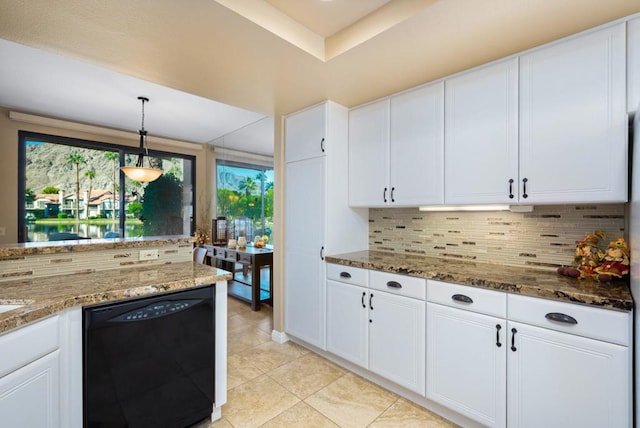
[284,101,368,349]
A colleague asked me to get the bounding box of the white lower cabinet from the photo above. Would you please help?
[369,289,425,395]
[507,321,629,428]
[326,266,426,395]
[326,279,368,368]
[426,303,506,428]
[325,273,632,427]
[0,350,60,427]
[426,280,507,427]
[0,308,82,428]
[425,280,631,428]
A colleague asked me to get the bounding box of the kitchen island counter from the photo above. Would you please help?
[0,262,232,334]
[326,250,633,311]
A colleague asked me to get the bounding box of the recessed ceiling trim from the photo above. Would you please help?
[325,0,439,60]
[214,0,325,61]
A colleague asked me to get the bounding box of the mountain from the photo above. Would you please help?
[26,143,118,194]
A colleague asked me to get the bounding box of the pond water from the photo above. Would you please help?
[26,222,144,242]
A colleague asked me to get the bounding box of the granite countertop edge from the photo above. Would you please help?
[0,262,232,334]
[0,235,194,258]
[325,250,633,312]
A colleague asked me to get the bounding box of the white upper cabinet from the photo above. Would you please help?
[444,59,519,204]
[349,83,445,207]
[285,103,327,162]
[348,99,390,207]
[519,23,627,203]
[389,83,445,206]
[628,17,640,113]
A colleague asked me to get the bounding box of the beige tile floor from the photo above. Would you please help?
[196,297,458,428]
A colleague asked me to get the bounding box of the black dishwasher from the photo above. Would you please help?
[83,285,215,428]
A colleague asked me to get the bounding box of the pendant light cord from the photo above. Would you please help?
[136,96,149,168]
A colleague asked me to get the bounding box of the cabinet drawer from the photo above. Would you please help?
[369,271,426,300]
[508,294,631,346]
[427,280,506,318]
[0,315,60,378]
[238,252,253,264]
[326,264,368,287]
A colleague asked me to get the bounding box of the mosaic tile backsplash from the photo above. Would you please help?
[369,205,626,271]
[0,243,193,282]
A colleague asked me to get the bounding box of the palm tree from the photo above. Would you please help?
[238,176,257,197]
[66,153,86,220]
[105,152,119,220]
[85,169,96,218]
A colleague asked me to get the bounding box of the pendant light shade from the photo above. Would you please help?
[120,165,163,182]
[120,96,163,182]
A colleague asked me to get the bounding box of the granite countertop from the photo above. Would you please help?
[0,235,193,258]
[0,262,232,334]
[325,250,633,312]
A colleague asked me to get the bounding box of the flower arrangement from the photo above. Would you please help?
[194,228,210,247]
[558,230,629,281]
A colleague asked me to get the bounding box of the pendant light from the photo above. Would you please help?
[120,96,163,183]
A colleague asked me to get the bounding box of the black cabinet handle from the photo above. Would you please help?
[320,246,325,260]
[361,291,366,308]
[545,312,578,325]
[511,328,517,352]
[383,187,387,203]
[320,137,325,153]
[340,272,352,279]
[386,281,402,289]
[522,178,528,199]
[451,294,473,304]
[508,178,514,199]
[391,187,395,203]
[369,293,374,310]
[496,324,502,347]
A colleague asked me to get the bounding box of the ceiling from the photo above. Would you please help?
[0,0,639,155]
[265,0,392,37]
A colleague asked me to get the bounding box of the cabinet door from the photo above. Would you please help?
[390,82,444,206]
[326,280,368,367]
[507,321,630,428]
[627,17,640,113]
[369,291,425,395]
[0,351,60,428]
[426,303,506,428]
[444,58,518,204]
[348,99,390,207]
[519,23,626,203]
[285,103,326,162]
[284,157,326,349]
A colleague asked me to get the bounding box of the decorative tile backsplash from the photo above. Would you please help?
[0,243,193,282]
[369,205,626,271]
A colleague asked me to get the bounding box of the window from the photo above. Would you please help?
[19,131,195,242]
[216,160,273,242]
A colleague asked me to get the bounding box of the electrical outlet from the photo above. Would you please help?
[139,249,159,261]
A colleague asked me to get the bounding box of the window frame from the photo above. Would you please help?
[216,159,273,237]
[18,131,196,242]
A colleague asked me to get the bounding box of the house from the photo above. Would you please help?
[1,1,640,426]
[26,189,126,219]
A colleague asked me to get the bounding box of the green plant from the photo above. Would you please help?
[42,186,60,194]
[57,212,68,219]
[141,174,183,236]
[127,202,143,218]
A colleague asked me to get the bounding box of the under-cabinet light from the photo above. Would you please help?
[418,205,534,212]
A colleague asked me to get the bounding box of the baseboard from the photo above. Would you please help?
[271,329,290,344]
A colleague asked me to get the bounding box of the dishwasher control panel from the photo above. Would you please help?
[111,299,201,322]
